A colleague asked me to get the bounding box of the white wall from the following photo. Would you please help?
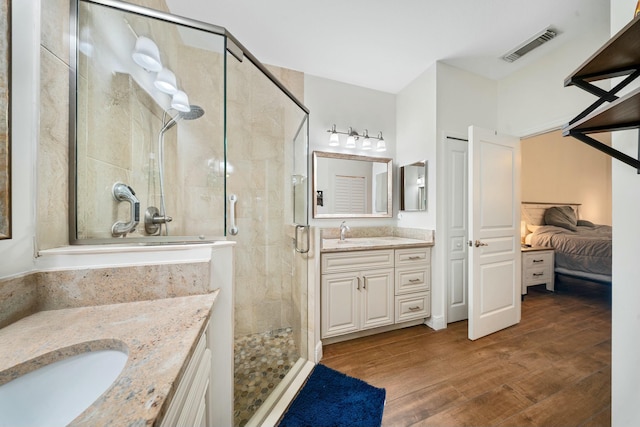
[497,3,610,137]
[0,0,38,279]
[396,61,499,329]
[396,64,437,230]
[304,74,397,228]
[610,1,640,425]
[434,62,498,328]
[304,74,397,361]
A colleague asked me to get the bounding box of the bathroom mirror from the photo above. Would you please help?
[313,151,392,218]
[400,161,427,211]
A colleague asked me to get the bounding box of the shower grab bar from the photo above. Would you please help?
[228,194,238,235]
[111,182,140,237]
[294,225,310,254]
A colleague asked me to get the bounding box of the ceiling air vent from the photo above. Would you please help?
[502,27,557,63]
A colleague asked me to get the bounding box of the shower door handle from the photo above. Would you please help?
[295,225,309,254]
[228,194,239,235]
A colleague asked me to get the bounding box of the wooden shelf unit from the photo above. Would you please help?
[563,15,640,171]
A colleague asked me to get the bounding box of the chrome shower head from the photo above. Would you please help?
[160,105,205,133]
[179,105,205,120]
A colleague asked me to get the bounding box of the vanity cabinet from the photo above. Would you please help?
[321,247,431,339]
[161,322,212,427]
[321,250,394,338]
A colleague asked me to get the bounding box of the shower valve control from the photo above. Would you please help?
[144,206,172,235]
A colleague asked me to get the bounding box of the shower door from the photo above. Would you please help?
[225,51,309,426]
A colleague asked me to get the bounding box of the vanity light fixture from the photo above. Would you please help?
[171,90,191,112]
[326,125,387,151]
[154,67,178,94]
[328,124,340,146]
[132,36,163,72]
[346,127,357,148]
[376,132,386,152]
[361,130,372,150]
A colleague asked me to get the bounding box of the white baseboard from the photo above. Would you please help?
[425,314,446,330]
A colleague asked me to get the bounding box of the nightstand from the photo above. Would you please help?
[521,246,555,296]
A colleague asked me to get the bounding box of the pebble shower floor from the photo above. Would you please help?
[234,327,299,427]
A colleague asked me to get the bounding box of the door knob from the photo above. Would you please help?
[474,240,488,247]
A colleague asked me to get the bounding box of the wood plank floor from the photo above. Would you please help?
[321,277,611,427]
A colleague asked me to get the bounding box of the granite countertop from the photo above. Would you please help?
[0,292,219,426]
[321,236,433,252]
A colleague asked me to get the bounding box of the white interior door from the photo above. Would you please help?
[468,126,521,341]
[445,137,469,323]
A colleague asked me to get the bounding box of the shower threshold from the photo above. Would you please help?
[246,358,314,427]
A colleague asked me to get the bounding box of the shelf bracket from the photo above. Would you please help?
[565,67,640,174]
[564,131,640,171]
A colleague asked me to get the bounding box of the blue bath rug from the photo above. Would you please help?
[278,364,386,427]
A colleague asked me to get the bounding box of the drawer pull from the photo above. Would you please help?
[408,256,422,260]
[409,278,421,283]
[533,259,544,263]
[408,306,421,311]
[533,272,544,277]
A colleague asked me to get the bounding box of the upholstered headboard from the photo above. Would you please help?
[521,202,581,234]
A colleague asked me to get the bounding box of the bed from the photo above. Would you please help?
[521,202,612,283]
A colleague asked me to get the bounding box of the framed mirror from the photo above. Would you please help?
[400,161,427,211]
[313,151,392,218]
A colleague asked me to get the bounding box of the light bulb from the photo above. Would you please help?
[171,90,191,112]
[361,130,372,150]
[132,36,162,72]
[376,132,386,152]
[154,68,178,94]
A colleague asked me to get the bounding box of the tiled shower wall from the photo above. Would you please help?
[39,0,307,341]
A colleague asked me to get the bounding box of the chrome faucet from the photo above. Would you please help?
[339,221,350,241]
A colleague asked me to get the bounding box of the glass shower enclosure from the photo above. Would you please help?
[71,1,310,425]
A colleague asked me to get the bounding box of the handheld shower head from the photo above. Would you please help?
[160,105,205,133]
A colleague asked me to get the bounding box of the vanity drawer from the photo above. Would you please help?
[395,266,430,294]
[395,292,430,322]
[322,249,394,274]
[395,247,431,266]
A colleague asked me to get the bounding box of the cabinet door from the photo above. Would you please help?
[321,272,359,338]
[361,269,394,330]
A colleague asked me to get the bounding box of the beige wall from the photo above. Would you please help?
[521,129,612,225]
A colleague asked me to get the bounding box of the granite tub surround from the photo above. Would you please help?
[36,261,211,310]
[0,292,218,426]
[0,274,38,329]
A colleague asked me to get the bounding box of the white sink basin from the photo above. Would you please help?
[0,348,128,427]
